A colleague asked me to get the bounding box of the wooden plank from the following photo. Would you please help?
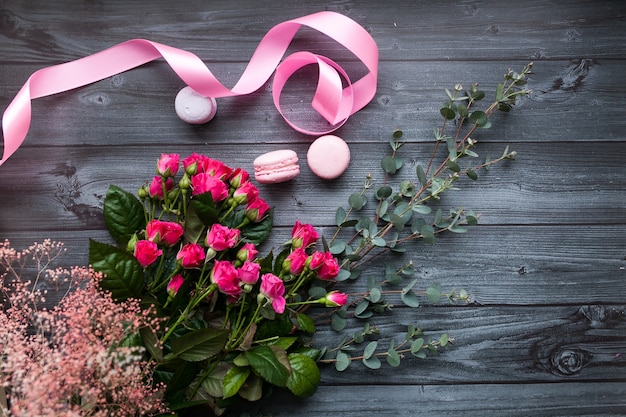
[1,0,625,64]
[0,141,623,230]
[245,382,626,416]
[1,225,624,306]
[1,59,625,146]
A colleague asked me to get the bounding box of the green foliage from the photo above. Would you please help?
[103,185,146,246]
[321,63,530,370]
[89,239,143,300]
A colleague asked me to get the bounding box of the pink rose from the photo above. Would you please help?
[204,158,233,180]
[316,251,340,280]
[149,176,174,199]
[236,243,258,263]
[167,274,185,298]
[134,240,162,267]
[205,223,240,252]
[229,168,250,188]
[191,172,229,201]
[182,153,210,175]
[238,261,260,285]
[233,182,259,205]
[283,247,308,275]
[211,260,241,298]
[291,221,319,248]
[323,291,348,307]
[308,251,340,280]
[176,243,205,268]
[156,153,180,177]
[146,219,183,246]
[245,198,270,223]
[260,273,286,314]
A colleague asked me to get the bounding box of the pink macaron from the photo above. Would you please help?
[307,135,351,179]
[253,150,300,184]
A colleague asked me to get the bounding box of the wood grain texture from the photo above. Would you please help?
[0,0,625,415]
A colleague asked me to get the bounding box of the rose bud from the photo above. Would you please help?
[245,198,270,223]
[182,153,209,174]
[259,273,286,314]
[167,274,185,298]
[316,252,340,280]
[229,167,250,189]
[232,181,259,205]
[283,247,308,275]
[238,261,261,285]
[156,153,180,177]
[320,291,348,307]
[148,176,174,199]
[291,221,319,248]
[236,243,259,263]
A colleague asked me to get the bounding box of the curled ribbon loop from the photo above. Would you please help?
[0,11,378,167]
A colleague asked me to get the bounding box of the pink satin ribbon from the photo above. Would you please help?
[0,11,378,167]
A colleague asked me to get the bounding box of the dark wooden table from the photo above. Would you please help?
[1,1,625,415]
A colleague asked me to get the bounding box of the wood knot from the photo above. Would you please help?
[549,347,591,376]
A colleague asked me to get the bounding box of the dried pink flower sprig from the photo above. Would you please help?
[89,153,349,414]
[0,240,166,417]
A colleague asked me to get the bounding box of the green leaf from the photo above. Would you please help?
[190,192,220,226]
[348,193,367,210]
[440,106,456,120]
[401,290,420,308]
[457,103,468,118]
[89,239,143,300]
[411,338,425,354]
[331,312,347,331]
[375,185,393,200]
[335,268,351,282]
[446,160,460,173]
[426,284,442,303]
[329,240,347,255]
[448,225,468,233]
[362,356,382,369]
[439,333,450,347]
[103,185,146,245]
[170,328,229,362]
[466,169,478,180]
[240,208,273,245]
[419,224,436,244]
[335,206,347,226]
[238,373,263,401]
[183,204,205,244]
[223,366,250,399]
[367,288,382,303]
[411,204,430,215]
[286,353,321,397]
[363,341,378,359]
[416,165,428,187]
[372,236,386,247]
[139,326,163,362]
[202,362,229,398]
[469,110,489,127]
[335,351,351,372]
[354,300,371,318]
[296,313,316,334]
[381,155,398,174]
[245,346,290,387]
[387,346,401,367]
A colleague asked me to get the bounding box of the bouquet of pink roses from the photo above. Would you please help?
[89,153,347,415]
